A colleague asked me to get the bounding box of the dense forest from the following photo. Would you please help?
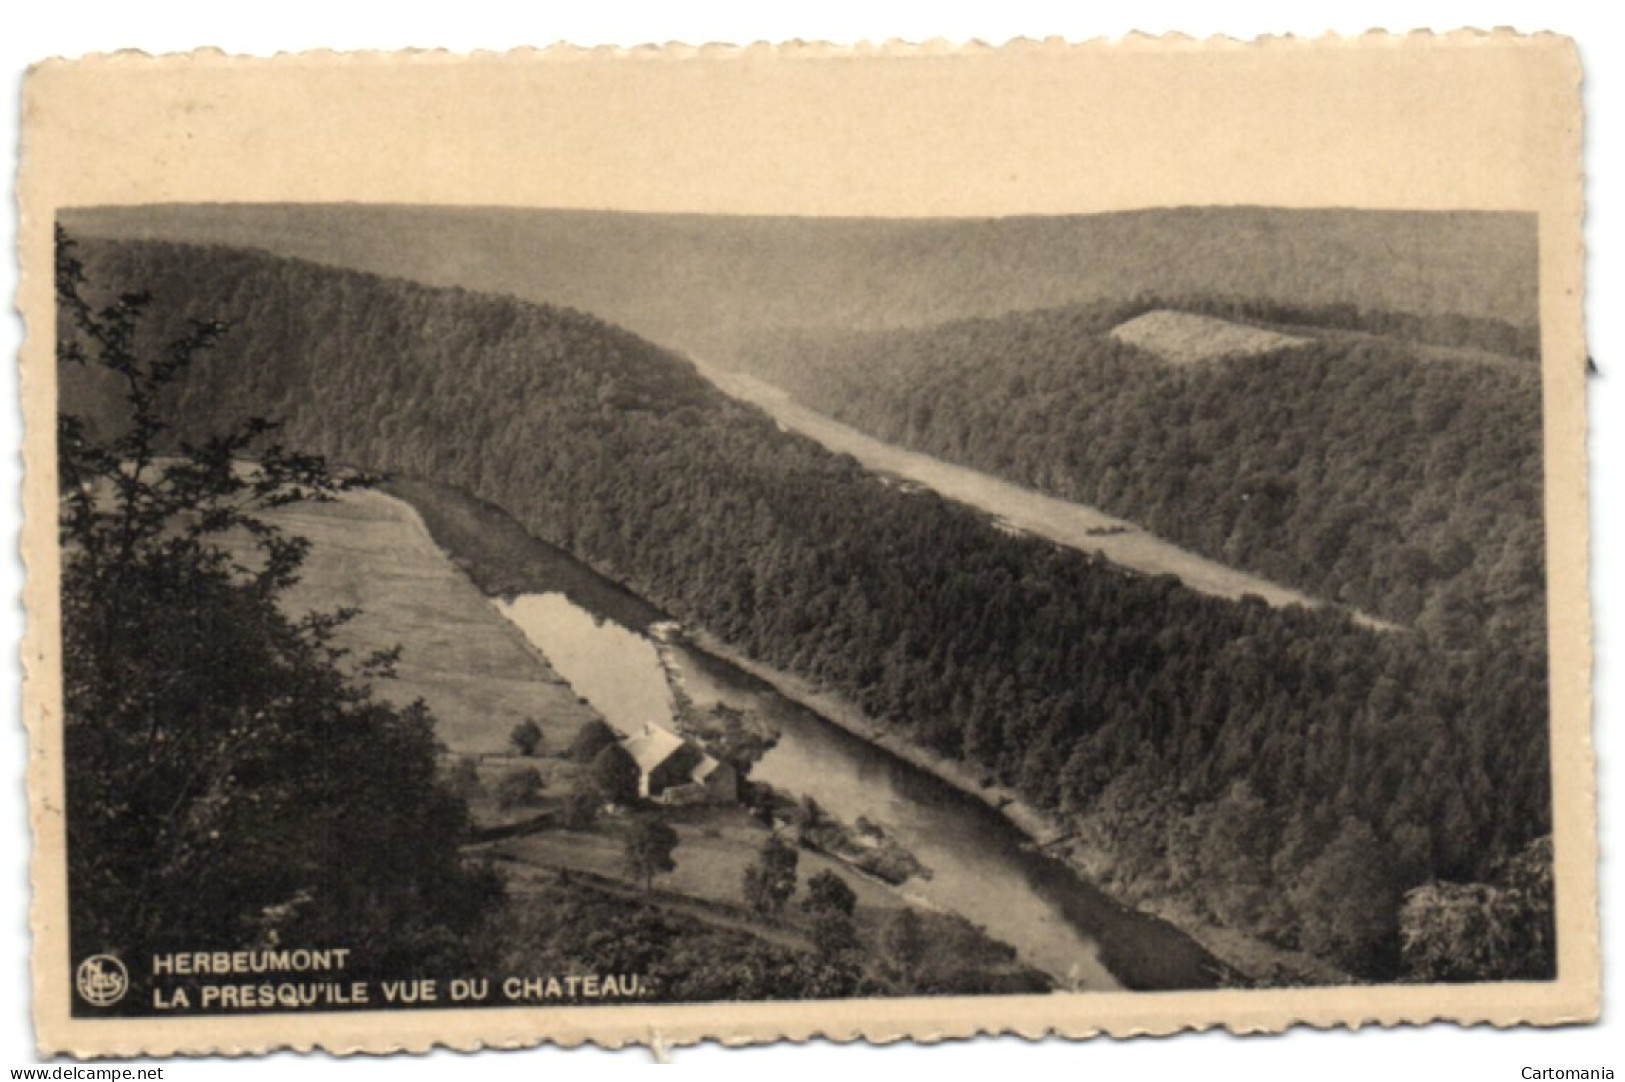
[734,298,1544,645]
[62,236,1553,981]
[62,204,1538,365]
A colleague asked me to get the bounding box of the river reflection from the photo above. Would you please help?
[494,593,674,733]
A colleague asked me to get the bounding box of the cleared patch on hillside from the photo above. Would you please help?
[1109,309,1308,365]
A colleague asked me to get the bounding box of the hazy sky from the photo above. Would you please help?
[23,36,1575,217]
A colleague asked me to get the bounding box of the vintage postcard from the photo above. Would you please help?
[17,34,1594,1056]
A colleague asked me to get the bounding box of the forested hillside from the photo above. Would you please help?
[61,204,1538,365]
[61,236,1552,981]
[737,298,1544,646]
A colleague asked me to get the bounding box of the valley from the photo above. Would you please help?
[57,223,1555,989]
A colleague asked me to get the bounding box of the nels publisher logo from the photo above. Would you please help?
[75,954,129,1007]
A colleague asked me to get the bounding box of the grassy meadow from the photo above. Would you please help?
[252,488,600,754]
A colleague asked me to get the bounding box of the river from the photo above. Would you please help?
[691,359,1393,630]
[489,554,1223,993]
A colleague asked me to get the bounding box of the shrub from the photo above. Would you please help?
[561,786,602,830]
[592,743,641,805]
[446,756,484,800]
[495,767,545,811]
[743,834,799,917]
[802,870,857,918]
[510,718,544,757]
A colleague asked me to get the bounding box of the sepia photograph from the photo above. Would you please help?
[6,11,1612,1067]
[47,201,1556,1005]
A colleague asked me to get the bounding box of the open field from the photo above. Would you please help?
[490,805,909,919]
[250,489,602,754]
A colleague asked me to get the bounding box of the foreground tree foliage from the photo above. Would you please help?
[57,231,500,993]
[63,236,1553,982]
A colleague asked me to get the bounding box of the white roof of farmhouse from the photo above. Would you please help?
[624,723,689,774]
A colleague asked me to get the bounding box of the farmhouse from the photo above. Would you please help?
[623,722,738,805]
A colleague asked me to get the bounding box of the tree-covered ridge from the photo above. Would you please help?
[733,298,1544,646]
[61,204,1539,364]
[64,236,1552,980]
